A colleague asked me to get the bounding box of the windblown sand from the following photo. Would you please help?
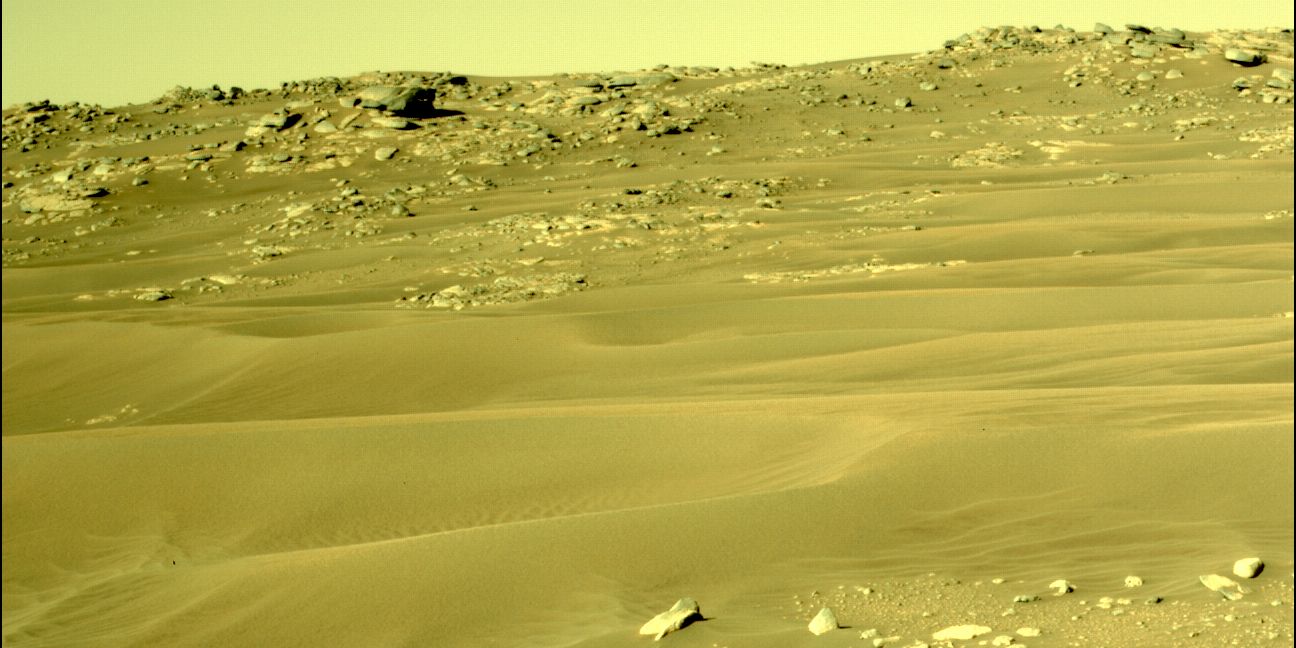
[3,24,1293,647]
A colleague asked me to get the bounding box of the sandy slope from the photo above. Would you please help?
[4,24,1294,647]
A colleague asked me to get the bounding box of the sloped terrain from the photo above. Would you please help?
[3,23,1294,647]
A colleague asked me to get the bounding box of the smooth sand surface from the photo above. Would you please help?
[4,25,1293,647]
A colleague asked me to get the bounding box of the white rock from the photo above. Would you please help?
[1016,626,1042,637]
[639,597,702,640]
[992,635,1015,646]
[1124,575,1144,588]
[1048,579,1075,595]
[374,147,398,161]
[1233,557,1264,579]
[932,624,991,641]
[808,607,839,635]
[1199,574,1248,601]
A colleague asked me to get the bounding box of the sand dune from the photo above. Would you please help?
[5,22,1294,647]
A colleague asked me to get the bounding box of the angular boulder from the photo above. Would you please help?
[807,607,838,635]
[1224,48,1265,66]
[639,597,702,640]
[355,85,438,117]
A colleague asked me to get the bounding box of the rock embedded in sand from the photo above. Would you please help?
[371,116,413,130]
[1233,557,1264,579]
[807,606,839,635]
[1199,574,1247,600]
[932,624,992,641]
[639,597,702,640]
[1048,579,1075,595]
[374,147,398,161]
[1016,626,1042,637]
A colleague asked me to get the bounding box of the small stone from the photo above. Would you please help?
[1016,627,1042,637]
[1165,69,1184,80]
[374,147,398,161]
[1136,71,1155,82]
[1094,22,1114,35]
[1124,576,1144,588]
[1048,580,1074,595]
[919,81,938,91]
[1233,557,1264,579]
[992,635,1015,646]
[132,177,149,186]
[895,97,913,108]
[932,625,991,641]
[1013,594,1039,603]
[639,598,702,640]
[808,607,839,635]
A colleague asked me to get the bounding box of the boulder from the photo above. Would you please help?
[1130,44,1159,58]
[1233,557,1264,579]
[355,85,438,117]
[807,607,838,635]
[257,112,301,130]
[1224,48,1265,66]
[639,598,702,640]
[1199,574,1247,600]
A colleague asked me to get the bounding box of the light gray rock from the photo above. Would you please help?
[1200,574,1247,600]
[1048,579,1074,595]
[932,624,991,641]
[1124,575,1144,588]
[808,607,839,635]
[355,85,438,117]
[1130,44,1159,59]
[371,116,413,129]
[374,147,398,161]
[639,598,702,640]
[1224,48,1265,66]
[257,112,300,130]
[895,97,913,108]
[134,289,171,302]
[1233,557,1264,579]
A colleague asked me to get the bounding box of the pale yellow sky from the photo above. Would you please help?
[3,0,1293,108]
